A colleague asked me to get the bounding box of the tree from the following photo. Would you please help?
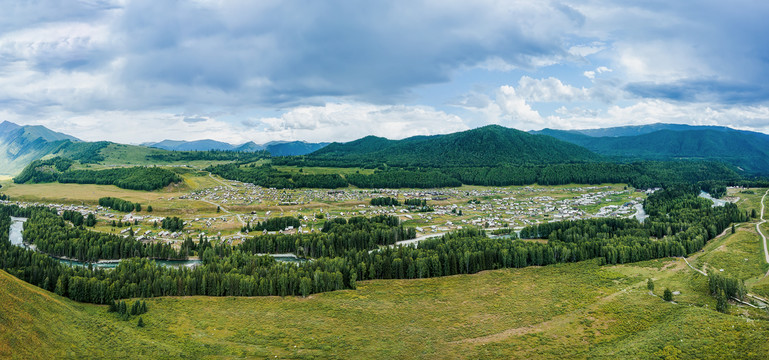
[217,206,221,213]
[299,277,311,298]
[147,205,153,213]
[135,203,142,212]
[137,317,145,327]
[716,290,728,313]
[86,213,96,227]
[732,224,736,234]
[663,288,673,301]
[647,279,654,292]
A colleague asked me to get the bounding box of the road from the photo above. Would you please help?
[202,173,246,226]
[757,189,769,264]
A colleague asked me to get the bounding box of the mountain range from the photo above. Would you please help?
[307,125,600,167]
[142,139,329,156]
[3,120,769,177]
[531,124,769,174]
[0,121,80,175]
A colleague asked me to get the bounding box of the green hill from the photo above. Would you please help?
[536,127,769,174]
[308,125,601,167]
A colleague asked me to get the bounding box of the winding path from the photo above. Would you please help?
[757,189,769,264]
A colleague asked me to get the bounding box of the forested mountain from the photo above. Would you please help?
[264,141,329,156]
[144,139,328,155]
[551,123,738,137]
[0,121,81,176]
[302,125,601,167]
[534,126,769,174]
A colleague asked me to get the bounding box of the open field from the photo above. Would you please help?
[3,253,768,359]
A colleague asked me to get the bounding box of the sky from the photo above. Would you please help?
[1,0,768,144]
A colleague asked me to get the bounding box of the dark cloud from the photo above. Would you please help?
[625,80,769,104]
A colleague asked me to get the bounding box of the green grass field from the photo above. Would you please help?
[3,251,769,359]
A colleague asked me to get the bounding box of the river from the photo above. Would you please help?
[7,217,304,268]
[699,191,728,207]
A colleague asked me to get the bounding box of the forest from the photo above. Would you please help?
[0,183,749,304]
[13,158,182,191]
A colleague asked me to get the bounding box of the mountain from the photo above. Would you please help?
[144,139,328,156]
[534,124,769,174]
[307,125,601,167]
[0,121,80,176]
[561,123,736,137]
[264,141,330,156]
[144,139,239,151]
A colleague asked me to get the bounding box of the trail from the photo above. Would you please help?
[202,173,246,226]
[452,279,648,345]
[757,189,769,264]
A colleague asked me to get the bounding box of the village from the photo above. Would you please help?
[1,178,650,246]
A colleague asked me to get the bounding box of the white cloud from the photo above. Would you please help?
[516,76,591,102]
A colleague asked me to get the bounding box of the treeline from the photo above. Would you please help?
[371,197,400,206]
[244,216,301,232]
[146,150,270,163]
[0,182,753,305]
[240,215,414,258]
[206,164,348,189]
[21,210,190,262]
[99,197,142,212]
[520,185,747,264]
[62,210,96,227]
[14,159,182,191]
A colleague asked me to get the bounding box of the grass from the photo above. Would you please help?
[3,253,769,359]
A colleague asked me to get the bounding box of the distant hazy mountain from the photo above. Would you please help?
[143,139,327,156]
[307,125,601,167]
[559,123,736,137]
[0,121,80,175]
[533,124,769,174]
[264,141,330,156]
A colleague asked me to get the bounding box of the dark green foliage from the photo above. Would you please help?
[137,317,145,328]
[85,214,96,227]
[289,125,600,168]
[537,128,769,175]
[62,210,85,226]
[663,288,673,301]
[147,205,153,213]
[647,279,654,291]
[146,150,269,162]
[161,217,184,231]
[347,169,461,188]
[99,197,140,212]
[242,216,301,232]
[15,160,182,191]
[708,272,746,306]
[57,141,109,164]
[371,197,400,206]
[20,210,188,262]
[207,163,348,189]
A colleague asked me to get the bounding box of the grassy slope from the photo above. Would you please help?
[2,255,769,359]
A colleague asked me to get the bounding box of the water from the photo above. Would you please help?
[9,217,26,247]
[7,216,305,268]
[699,191,727,207]
[632,204,648,223]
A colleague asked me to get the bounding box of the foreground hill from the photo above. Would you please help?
[306,125,601,167]
[535,125,769,174]
[3,256,768,359]
[0,121,80,176]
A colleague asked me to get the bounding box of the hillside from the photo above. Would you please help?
[307,125,601,167]
[0,121,79,176]
[536,126,769,174]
